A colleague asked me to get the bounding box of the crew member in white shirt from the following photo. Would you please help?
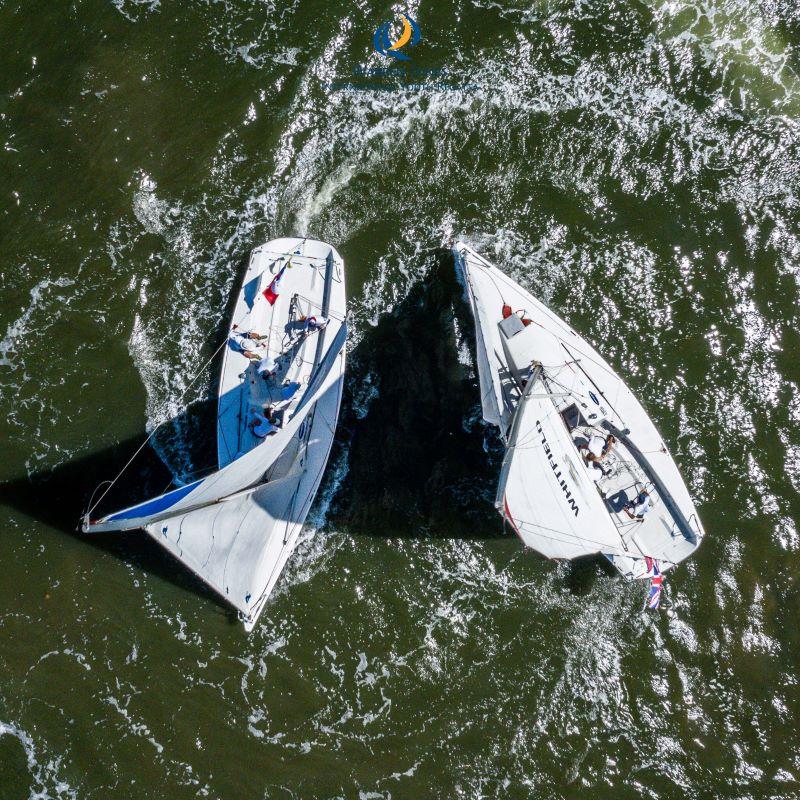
[580,433,616,482]
[230,325,267,361]
[256,356,278,379]
[250,405,280,438]
[624,490,652,521]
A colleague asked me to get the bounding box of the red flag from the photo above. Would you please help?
[263,261,289,305]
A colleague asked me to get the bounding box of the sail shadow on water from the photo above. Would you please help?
[0,410,238,621]
[328,248,508,540]
[0,251,247,620]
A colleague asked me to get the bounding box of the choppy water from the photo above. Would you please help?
[1,0,800,797]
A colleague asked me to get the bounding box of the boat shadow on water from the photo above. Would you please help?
[0,402,240,620]
[328,247,506,541]
[0,248,605,612]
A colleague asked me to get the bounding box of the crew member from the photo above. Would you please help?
[624,490,651,521]
[250,405,280,438]
[230,325,267,361]
[580,433,616,481]
[257,355,279,380]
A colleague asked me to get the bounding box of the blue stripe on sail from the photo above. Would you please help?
[107,480,201,521]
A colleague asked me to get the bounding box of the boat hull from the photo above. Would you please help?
[454,241,704,579]
[84,237,347,631]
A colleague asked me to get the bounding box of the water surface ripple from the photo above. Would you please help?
[1,0,799,797]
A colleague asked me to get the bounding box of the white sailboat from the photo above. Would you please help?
[83,237,347,631]
[454,242,704,582]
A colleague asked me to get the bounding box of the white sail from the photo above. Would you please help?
[496,368,628,561]
[84,237,347,630]
[141,372,343,628]
[89,323,346,531]
[456,248,509,431]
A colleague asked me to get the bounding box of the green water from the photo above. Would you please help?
[1,0,800,797]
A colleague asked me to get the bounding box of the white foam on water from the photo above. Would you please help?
[0,277,74,371]
[7,1,795,793]
[111,0,160,22]
[0,720,78,800]
[295,162,359,238]
[741,582,779,654]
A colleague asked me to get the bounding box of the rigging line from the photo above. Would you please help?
[308,403,337,438]
[558,340,626,412]
[504,512,631,553]
[472,252,632,386]
[254,248,324,262]
[518,527,620,554]
[217,406,236,464]
[504,400,564,451]
[465,260,508,308]
[86,334,231,518]
[292,293,346,321]
[539,371,616,430]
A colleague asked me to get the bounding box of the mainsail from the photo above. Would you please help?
[496,368,625,560]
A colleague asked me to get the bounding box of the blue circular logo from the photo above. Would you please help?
[373,14,421,61]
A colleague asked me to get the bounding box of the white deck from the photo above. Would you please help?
[217,237,345,469]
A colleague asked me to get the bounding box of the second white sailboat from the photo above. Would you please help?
[455,242,704,584]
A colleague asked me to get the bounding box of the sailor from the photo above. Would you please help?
[624,490,651,521]
[250,405,280,438]
[300,314,328,333]
[257,355,279,380]
[586,433,615,460]
[580,433,616,480]
[230,325,267,361]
